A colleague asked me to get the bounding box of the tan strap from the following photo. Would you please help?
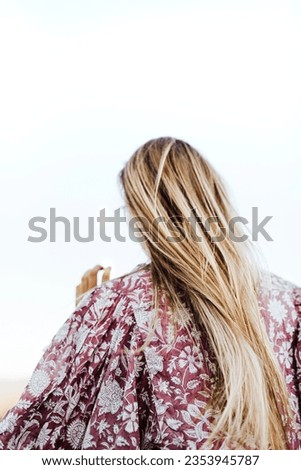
[101,266,111,283]
[75,265,111,305]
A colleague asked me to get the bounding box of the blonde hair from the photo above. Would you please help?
[120,137,292,449]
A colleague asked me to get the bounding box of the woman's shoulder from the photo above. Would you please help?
[259,271,300,299]
[77,263,152,306]
[258,271,301,327]
[41,264,153,359]
[261,271,299,291]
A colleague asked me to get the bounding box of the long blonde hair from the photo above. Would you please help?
[120,137,292,449]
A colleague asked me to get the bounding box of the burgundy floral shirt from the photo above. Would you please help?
[0,266,301,450]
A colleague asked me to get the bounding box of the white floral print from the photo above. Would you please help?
[28,370,50,397]
[66,419,86,449]
[268,298,288,324]
[37,424,51,449]
[98,379,123,414]
[0,412,18,434]
[178,346,202,373]
[123,403,139,433]
[144,348,163,376]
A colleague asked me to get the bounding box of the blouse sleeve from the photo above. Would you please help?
[0,280,151,450]
[294,287,301,422]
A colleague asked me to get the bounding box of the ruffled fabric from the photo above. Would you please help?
[0,267,300,449]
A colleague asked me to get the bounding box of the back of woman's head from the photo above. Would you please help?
[120,137,293,449]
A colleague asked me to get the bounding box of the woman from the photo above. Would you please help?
[0,137,300,450]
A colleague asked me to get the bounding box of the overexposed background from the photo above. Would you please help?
[0,0,300,401]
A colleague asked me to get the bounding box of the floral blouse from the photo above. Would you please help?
[0,266,301,450]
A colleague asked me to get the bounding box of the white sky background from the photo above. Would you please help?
[0,0,300,380]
